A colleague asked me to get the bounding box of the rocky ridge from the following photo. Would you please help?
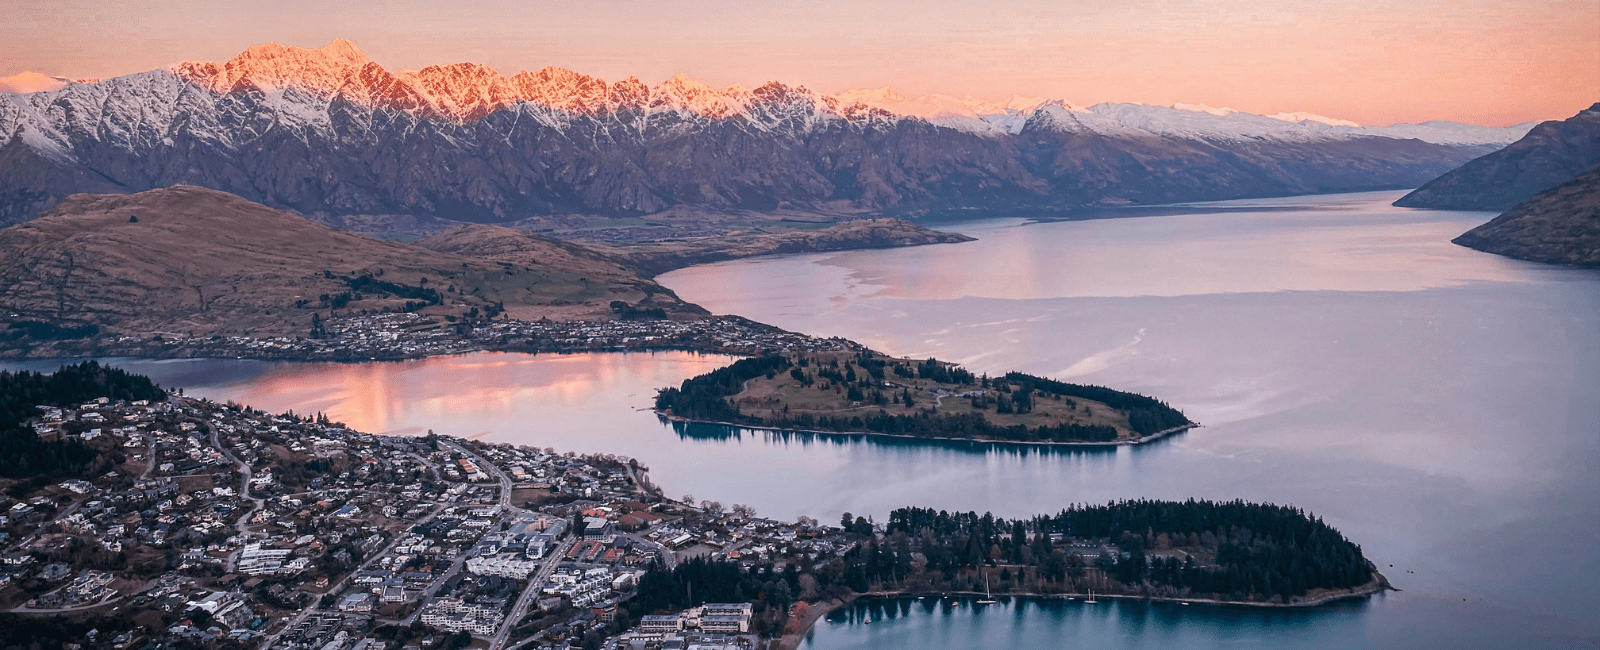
[0,40,1531,230]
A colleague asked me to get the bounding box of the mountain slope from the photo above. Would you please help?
[0,40,1521,233]
[413,224,702,315]
[1452,163,1600,267]
[604,218,976,277]
[1395,104,1600,211]
[0,185,702,340]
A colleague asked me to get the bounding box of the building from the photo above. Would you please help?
[699,615,749,634]
[237,543,293,576]
[419,598,504,636]
[701,603,754,618]
[640,615,683,633]
[465,555,542,579]
[582,516,614,538]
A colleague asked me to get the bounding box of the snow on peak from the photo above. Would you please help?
[0,71,70,94]
[510,66,609,114]
[1269,111,1361,127]
[177,39,370,94]
[1172,103,1237,117]
[398,63,520,121]
[649,73,750,119]
[38,37,1526,144]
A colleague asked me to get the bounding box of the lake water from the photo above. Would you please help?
[6,191,1596,648]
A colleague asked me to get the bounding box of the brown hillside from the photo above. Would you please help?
[1453,163,1600,267]
[414,224,703,317]
[0,185,699,338]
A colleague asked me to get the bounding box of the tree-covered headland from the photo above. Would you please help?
[623,498,1380,636]
[0,361,167,478]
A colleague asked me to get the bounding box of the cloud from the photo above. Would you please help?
[0,71,69,94]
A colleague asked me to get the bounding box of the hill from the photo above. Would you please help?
[1452,163,1600,267]
[1395,103,1600,211]
[604,218,975,277]
[414,224,705,317]
[0,185,704,347]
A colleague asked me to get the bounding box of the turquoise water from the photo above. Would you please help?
[9,191,1597,648]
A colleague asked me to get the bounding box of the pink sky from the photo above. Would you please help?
[2,0,1595,126]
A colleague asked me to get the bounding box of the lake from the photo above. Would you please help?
[7,191,1596,648]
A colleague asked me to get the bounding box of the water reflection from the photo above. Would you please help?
[668,420,1151,458]
[810,595,1378,650]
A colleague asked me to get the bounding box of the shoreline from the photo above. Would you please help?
[658,413,1200,449]
[775,573,1391,648]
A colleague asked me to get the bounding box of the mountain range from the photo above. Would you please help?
[1395,103,1600,211]
[0,39,1534,236]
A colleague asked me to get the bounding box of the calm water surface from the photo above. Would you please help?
[7,191,1596,648]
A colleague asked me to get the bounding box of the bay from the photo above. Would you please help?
[8,191,1596,648]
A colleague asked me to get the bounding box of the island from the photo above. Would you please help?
[654,352,1196,445]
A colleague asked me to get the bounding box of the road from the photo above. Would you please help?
[441,440,516,511]
[489,538,574,650]
[399,536,473,626]
[203,415,266,572]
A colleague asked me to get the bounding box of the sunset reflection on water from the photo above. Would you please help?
[233,351,736,439]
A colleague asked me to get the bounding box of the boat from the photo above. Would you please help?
[1086,589,1098,604]
[976,574,998,605]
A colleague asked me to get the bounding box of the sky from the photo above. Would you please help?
[1,0,1596,127]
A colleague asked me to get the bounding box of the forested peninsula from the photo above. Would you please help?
[633,499,1387,649]
[653,352,1194,445]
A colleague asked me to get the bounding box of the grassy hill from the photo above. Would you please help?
[656,352,1193,444]
[0,185,702,343]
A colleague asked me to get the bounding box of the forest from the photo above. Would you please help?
[654,353,1192,443]
[866,500,1375,602]
[0,361,168,478]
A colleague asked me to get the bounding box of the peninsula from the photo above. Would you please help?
[654,352,1195,445]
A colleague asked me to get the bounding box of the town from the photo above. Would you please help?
[0,387,862,650]
[2,314,865,363]
[0,364,1387,650]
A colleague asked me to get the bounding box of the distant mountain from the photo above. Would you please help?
[0,40,1530,232]
[1395,104,1600,211]
[0,185,703,342]
[1452,163,1600,267]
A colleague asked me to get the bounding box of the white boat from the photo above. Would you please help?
[976,574,998,604]
[1086,589,1098,604]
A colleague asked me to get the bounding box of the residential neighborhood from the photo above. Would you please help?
[0,388,853,650]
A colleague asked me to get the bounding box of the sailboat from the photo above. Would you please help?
[976,574,998,604]
[1085,589,1098,604]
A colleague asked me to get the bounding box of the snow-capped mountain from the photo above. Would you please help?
[0,39,1535,227]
